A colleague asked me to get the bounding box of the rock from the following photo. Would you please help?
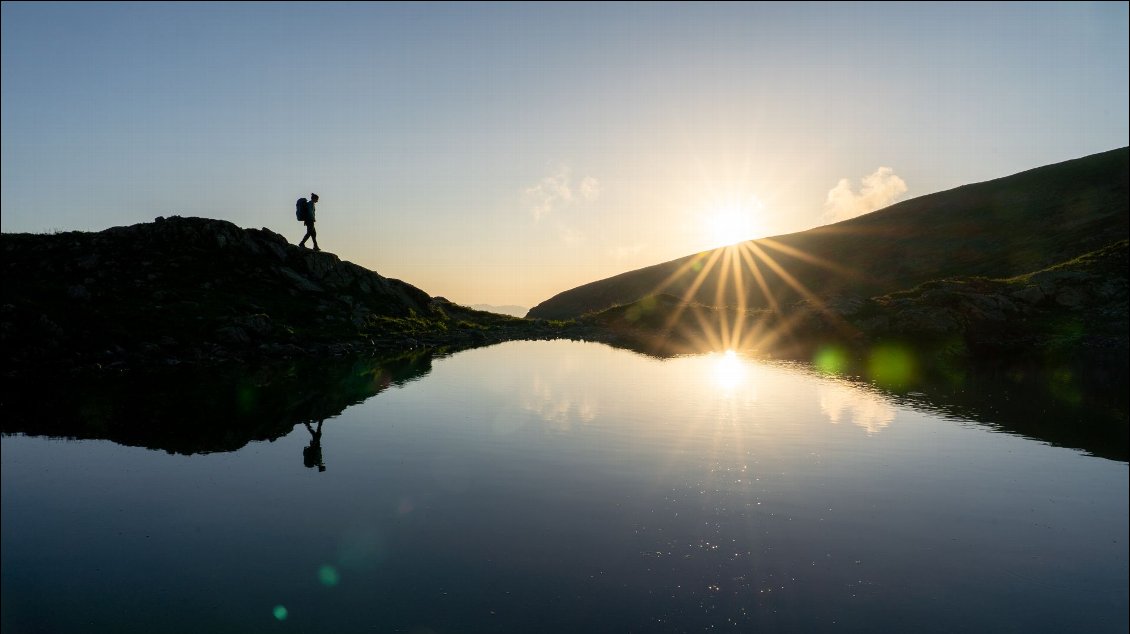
[959,293,1011,322]
[1055,288,1086,308]
[894,307,962,335]
[827,295,865,316]
[216,326,250,345]
[77,254,100,270]
[279,267,324,292]
[234,314,272,336]
[855,315,891,333]
[1011,285,1045,304]
[265,242,286,261]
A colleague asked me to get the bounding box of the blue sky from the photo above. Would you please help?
[3,2,1127,306]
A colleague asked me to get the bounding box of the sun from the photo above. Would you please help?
[703,199,761,249]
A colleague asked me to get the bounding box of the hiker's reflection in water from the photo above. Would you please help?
[303,420,326,472]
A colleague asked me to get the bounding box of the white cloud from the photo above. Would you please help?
[524,167,600,221]
[822,167,907,224]
[579,176,601,201]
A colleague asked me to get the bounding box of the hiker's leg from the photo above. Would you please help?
[310,224,319,250]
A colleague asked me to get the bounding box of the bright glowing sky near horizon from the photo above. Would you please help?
[2,2,1127,307]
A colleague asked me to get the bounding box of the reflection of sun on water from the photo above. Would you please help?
[712,350,746,392]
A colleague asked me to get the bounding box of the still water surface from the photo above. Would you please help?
[2,340,1127,632]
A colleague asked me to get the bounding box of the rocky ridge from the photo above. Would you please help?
[1,216,565,376]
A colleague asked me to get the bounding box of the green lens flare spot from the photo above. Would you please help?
[813,345,849,375]
[273,605,288,621]
[318,565,341,587]
[868,344,917,391]
[1048,367,1082,405]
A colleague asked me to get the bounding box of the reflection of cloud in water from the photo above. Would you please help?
[819,383,896,434]
[520,374,598,432]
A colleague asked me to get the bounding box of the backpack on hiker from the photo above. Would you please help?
[296,197,310,222]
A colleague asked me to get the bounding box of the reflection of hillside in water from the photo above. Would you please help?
[0,350,433,455]
[4,341,1124,462]
[889,359,1128,462]
[600,341,1128,462]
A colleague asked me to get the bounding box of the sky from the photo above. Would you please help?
[3,2,1128,308]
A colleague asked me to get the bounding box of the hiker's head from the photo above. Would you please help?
[310,193,319,203]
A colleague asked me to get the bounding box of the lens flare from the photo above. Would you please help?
[867,344,917,391]
[318,565,341,587]
[814,345,850,375]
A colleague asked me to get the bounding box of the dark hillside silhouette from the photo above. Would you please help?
[0,216,534,375]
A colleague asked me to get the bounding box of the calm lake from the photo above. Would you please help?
[2,340,1127,633]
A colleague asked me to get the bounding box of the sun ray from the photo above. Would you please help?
[685,303,725,351]
[661,247,727,336]
[747,300,824,352]
[737,243,781,314]
[651,251,714,299]
[757,237,866,282]
[712,247,734,348]
[748,242,860,340]
[728,247,749,349]
[732,242,785,350]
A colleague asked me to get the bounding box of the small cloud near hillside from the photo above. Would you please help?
[525,167,601,221]
[822,167,907,224]
[610,243,646,261]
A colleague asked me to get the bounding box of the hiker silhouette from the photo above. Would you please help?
[298,193,321,251]
[303,419,326,472]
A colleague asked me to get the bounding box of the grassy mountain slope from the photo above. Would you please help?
[528,147,1129,320]
[581,239,1128,360]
